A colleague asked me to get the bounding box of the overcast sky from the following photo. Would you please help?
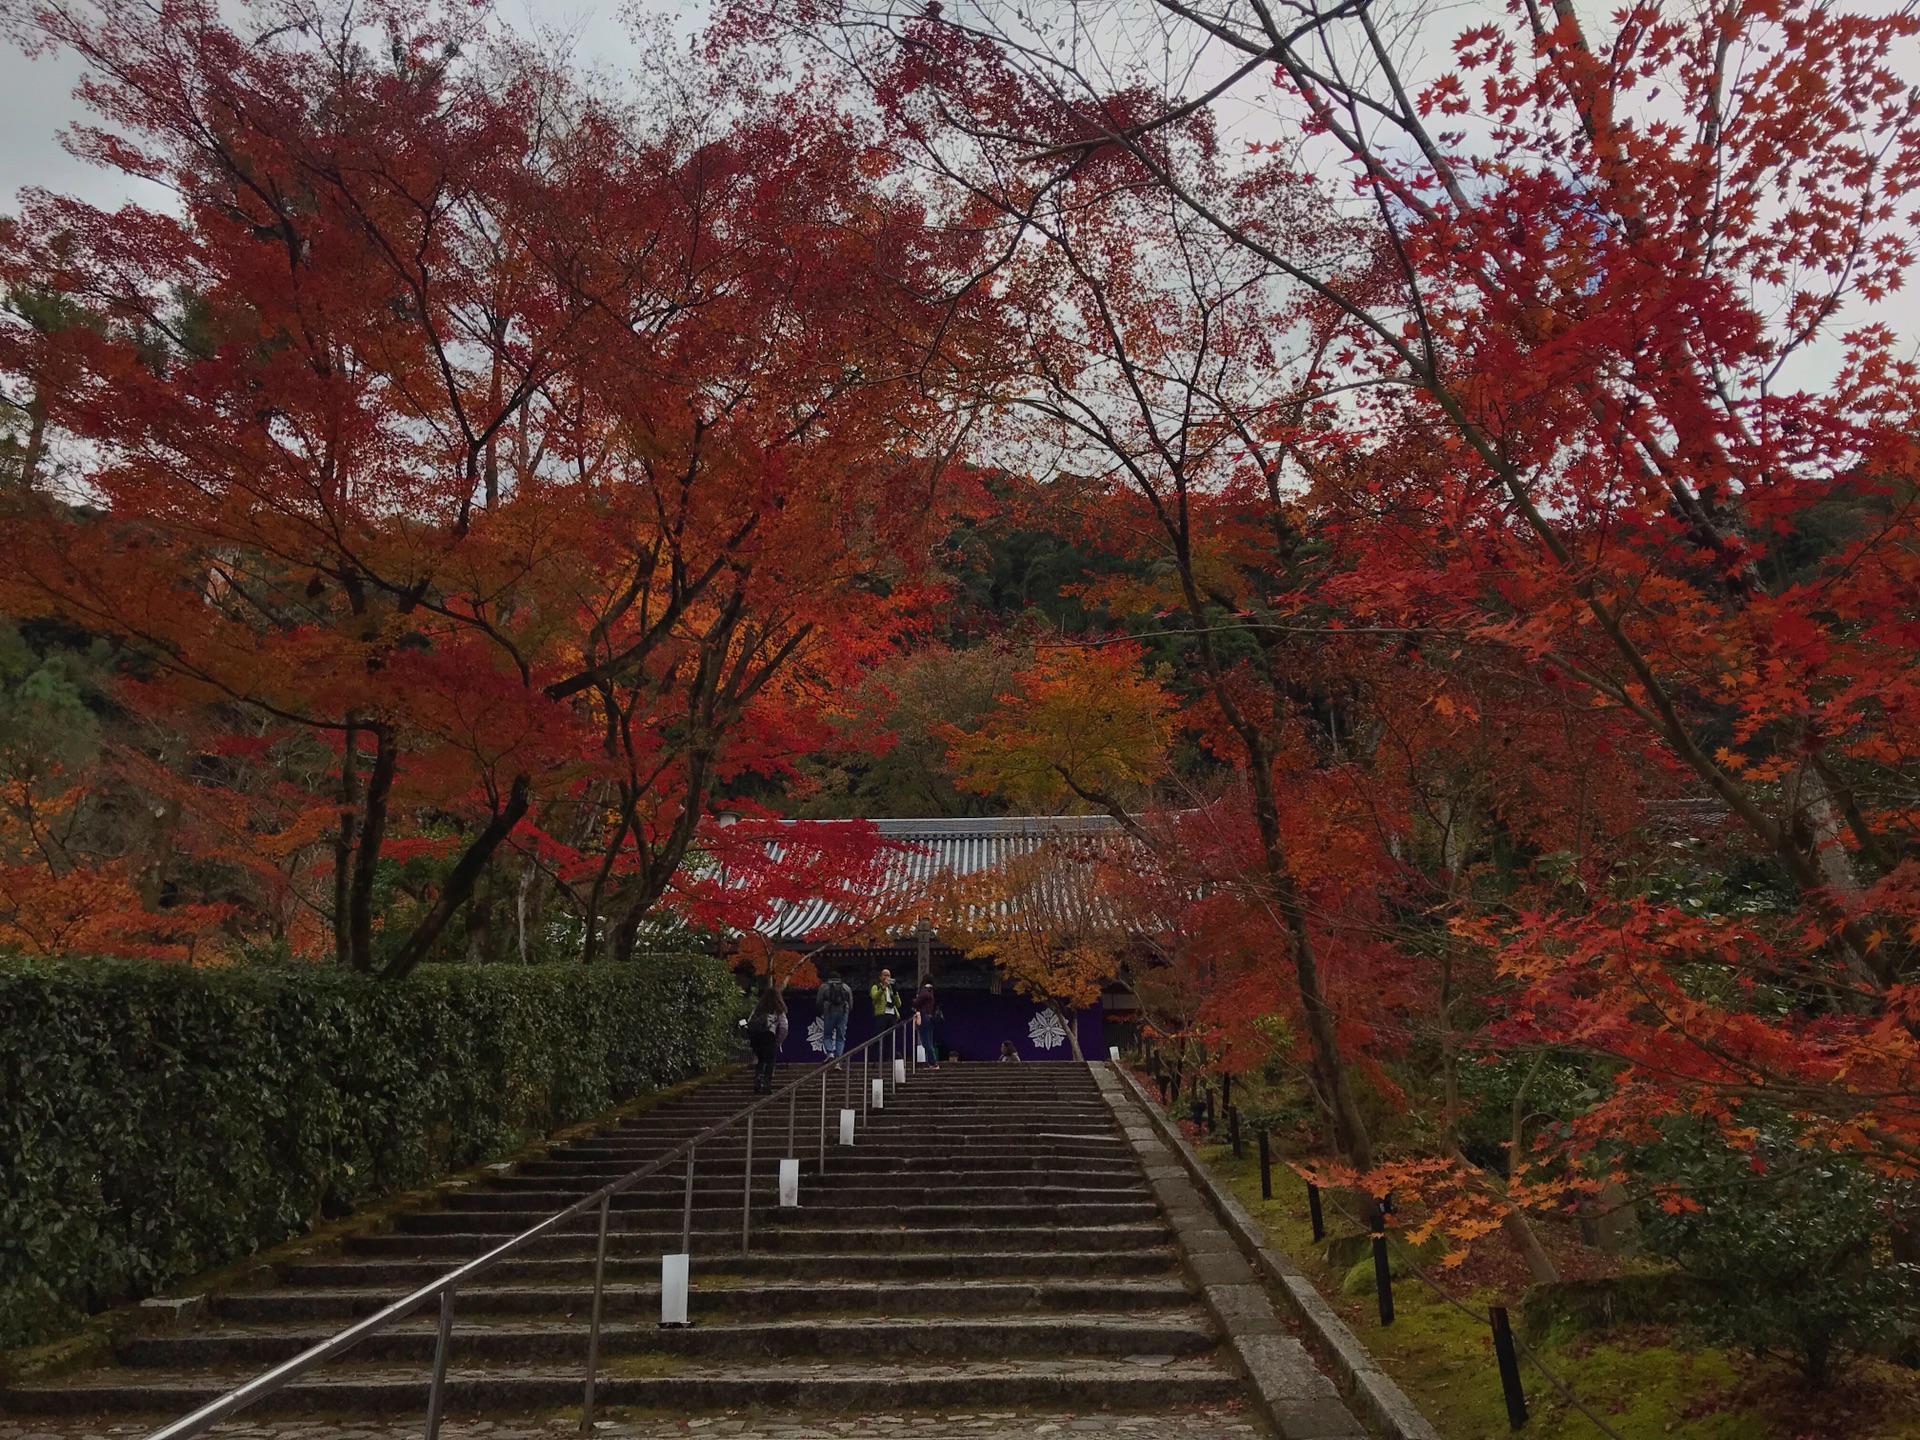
[0,0,662,212]
[0,0,1907,394]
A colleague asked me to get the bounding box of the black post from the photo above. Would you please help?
[1489,1305,1528,1428]
[1258,1130,1272,1200]
[1221,1071,1232,1110]
[1372,1232,1395,1326]
[1204,1088,1216,1133]
[1229,1105,1242,1158]
[1307,1182,1325,1241]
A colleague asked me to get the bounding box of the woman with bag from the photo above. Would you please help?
[746,986,788,1094]
[912,980,942,1070]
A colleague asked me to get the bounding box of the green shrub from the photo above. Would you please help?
[1452,1050,1597,1172]
[0,954,739,1350]
[1636,1114,1920,1388]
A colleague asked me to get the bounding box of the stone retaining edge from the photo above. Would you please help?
[1107,1063,1442,1440]
[1092,1064,1366,1440]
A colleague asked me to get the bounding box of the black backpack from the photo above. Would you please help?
[819,979,852,1017]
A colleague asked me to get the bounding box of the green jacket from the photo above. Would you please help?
[869,981,900,1018]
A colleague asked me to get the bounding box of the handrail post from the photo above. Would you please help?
[818,1065,827,1172]
[681,1146,697,1256]
[580,1194,611,1431]
[424,1287,455,1440]
[862,1043,869,1120]
[741,1112,754,1255]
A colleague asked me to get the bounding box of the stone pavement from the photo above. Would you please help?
[0,1406,1266,1439]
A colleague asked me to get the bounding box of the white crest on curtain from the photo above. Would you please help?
[806,1017,827,1053]
[1027,1010,1068,1051]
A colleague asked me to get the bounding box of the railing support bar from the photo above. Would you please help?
[741,1112,755,1255]
[424,1287,455,1440]
[579,1194,611,1431]
[681,1147,697,1256]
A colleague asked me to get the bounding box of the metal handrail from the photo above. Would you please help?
[144,1011,920,1440]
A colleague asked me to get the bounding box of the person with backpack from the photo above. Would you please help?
[816,971,853,1059]
[746,986,788,1094]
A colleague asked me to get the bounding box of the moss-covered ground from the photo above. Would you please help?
[1187,1139,1920,1440]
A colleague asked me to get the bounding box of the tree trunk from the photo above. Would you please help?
[464,868,494,965]
[1435,819,1557,1283]
[1248,756,1374,1171]
[18,391,47,489]
[382,775,531,980]
[607,904,642,965]
[579,793,631,964]
[347,725,396,973]
[333,717,359,967]
[516,854,537,963]
[1496,1053,1561,1284]
[1058,1002,1085,1061]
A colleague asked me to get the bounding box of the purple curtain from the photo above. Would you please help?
[775,986,1102,1063]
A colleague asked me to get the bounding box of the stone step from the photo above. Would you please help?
[543,1152,1124,1174]
[345,1223,1173,1257]
[599,1111,1118,1129]
[591,1102,1115,1124]
[119,1311,1217,1367]
[475,1179,1153,1203]
[514,1159,1136,1175]
[591,1125,1121,1141]
[592,1112,1119,1134]
[450,1179,1151,1206]
[282,1248,1185,1287]
[214,1276,1199,1323]
[555,1139,1130,1164]
[513,1167,1133,1199]
[756,1203,1160,1228]
[789,1151,1131,1173]
[10,1358,1243,1416]
[393,1202,1162,1235]
[543,1150,1132,1179]
[604,1102,1114,1119]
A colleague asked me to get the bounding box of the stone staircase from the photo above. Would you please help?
[8,1063,1262,1427]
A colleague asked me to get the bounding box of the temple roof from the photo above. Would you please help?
[757,814,1126,944]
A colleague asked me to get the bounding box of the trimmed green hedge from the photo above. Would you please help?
[0,955,739,1350]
